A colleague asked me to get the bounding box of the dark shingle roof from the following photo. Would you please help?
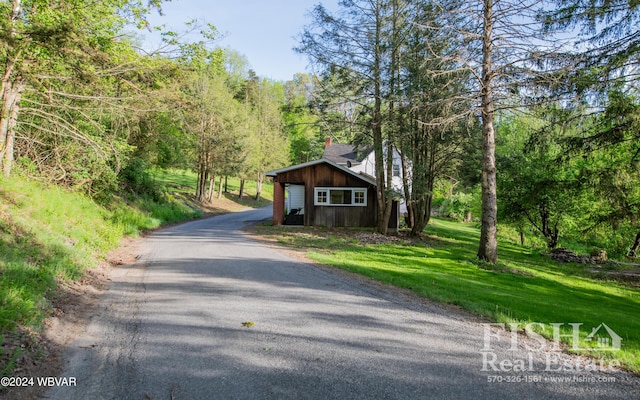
[322,144,371,166]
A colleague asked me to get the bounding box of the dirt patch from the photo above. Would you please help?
[177,192,264,216]
[0,237,141,400]
[590,265,640,287]
[249,225,433,249]
[352,230,429,246]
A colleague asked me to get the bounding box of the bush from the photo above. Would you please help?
[119,158,164,201]
[439,192,473,221]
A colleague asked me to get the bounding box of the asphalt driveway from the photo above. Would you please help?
[47,207,640,399]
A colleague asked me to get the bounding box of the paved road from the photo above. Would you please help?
[48,207,639,399]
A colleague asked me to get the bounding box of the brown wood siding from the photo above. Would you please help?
[273,182,285,225]
[274,163,377,227]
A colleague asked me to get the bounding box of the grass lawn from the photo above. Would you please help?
[253,218,640,374]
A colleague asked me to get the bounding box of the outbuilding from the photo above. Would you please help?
[267,158,398,230]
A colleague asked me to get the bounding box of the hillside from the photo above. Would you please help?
[0,171,272,384]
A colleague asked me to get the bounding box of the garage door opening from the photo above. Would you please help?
[285,184,304,225]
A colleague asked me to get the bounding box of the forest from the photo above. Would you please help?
[1,0,639,263]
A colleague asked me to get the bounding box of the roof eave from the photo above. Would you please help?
[266,158,376,186]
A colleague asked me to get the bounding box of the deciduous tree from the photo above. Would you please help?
[0,0,165,178]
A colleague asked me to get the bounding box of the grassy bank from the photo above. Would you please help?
[0,174,201,329]
[0,168,272,337]
[254,219,640,374]
[1,169,272,376]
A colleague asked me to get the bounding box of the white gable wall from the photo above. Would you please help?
[349,146,410,213]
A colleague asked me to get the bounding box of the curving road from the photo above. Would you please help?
[48,207,640,399]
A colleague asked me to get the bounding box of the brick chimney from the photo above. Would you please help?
[325,137,332,147]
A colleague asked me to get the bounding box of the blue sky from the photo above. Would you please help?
[142,0,339,81]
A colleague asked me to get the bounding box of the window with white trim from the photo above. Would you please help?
[392,163,401,177]
[316,189,327,204]
[314,187,367,206]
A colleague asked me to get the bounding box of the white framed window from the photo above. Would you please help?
[392,163,401,177]
[316,189,328,204]
[314,187,367,207]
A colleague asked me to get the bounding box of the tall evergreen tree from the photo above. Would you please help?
[541,1,640,255]
[298,0,406,234]
[417,0,563,262]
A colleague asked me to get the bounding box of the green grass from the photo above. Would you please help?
[108,194,202,236]
[0,172,200,333]
[0,177,122,330]
[254,219,640,374]
[150,168,274,208]
[150,168,198,195]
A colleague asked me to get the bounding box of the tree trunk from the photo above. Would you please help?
[410,127,437,236]
[401,152,414,228]
[628,231,640,258]
[217,175,223,199]
[547,232,559,249]
[0,0,22,176]
[196,150,208,203]
[372,1,390,235]
[201,170,209,203]
[411,192,433,236]
[238,178,245,200]
[255,172,263,201]
[382,140,395,229]
[2,81,24,177]
[206,172,216,203]
[411,153,435,236]
[224,176,228,193]
[0,80,14,152]
[195,164,203,200]
[540,208,560,248]
[477,0,498,263]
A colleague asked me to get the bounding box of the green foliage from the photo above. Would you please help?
[119,158,164,201]
[129,111,191,171]
[0,0,167,179]
[541,0,640,94]
[488,94,640,258]
[497,109,583,248]
[438,190,480,221]
[283,74,324,164]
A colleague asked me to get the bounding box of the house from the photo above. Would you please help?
[322,137,409,213]
[266,158,398,230]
